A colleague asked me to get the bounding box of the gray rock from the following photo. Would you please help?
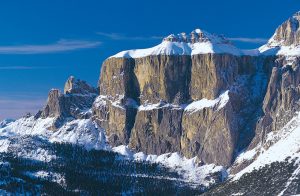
[41,76,97,129]
[270,11,300,46]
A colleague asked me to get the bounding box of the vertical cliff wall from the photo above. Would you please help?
[93,14,300,167]
[94,52,271,166]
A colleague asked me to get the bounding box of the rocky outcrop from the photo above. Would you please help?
[64,76,98,94]
[250,56,300,147]
[99,58,139,100]
[92,11,300,168]
[21,11,300,174]
[41,89,63,118]
[40,76,97,129]
[248,12,300,149]
[181,95,238,167]
[134,55,191,104]
[94,58,139,145]
[190,54,238,100]
[129,105,183,155]
[95,48,270,166]
[92,96,137,146]
[271,11,300,46]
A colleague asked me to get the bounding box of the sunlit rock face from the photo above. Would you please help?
[40,76,97,129]
[94,28,273,166]
[269,12,300,47]
[33,10,300,170]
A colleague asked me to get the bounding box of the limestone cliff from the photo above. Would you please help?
[94,10,300,166]
[93,28,272,166]
[248,11,300,149]
[40,76,97,129]
[270,11,300,46]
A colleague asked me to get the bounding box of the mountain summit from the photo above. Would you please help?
[2,11,300,195]
[111,28,242,58]
[163,28,231,44]
[260,11,300,55]
[270,11,300,46]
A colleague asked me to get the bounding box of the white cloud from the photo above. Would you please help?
[228,37,268,44]
[0,39,101,54]
[0,66,52,70]
[97,32,163,41]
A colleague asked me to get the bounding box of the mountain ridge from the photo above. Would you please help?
[1,11,300,195]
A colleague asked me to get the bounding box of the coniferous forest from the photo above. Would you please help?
[0,137,203,195]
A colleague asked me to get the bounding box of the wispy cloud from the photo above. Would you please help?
[97,32,163,41]
[228,37,268,44]
[0,66,53,70]
[0,39,101,54]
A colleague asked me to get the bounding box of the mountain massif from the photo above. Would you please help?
[1,11,300,195]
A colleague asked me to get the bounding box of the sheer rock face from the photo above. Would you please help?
[129,106,183,155]
[181,97,238,167]
[250,56,300,148]
[42,89,63,118]
[134,55,191,104]
[98,58,139,100]
[64,76,98,95]
[190,54,239,100]
[41,76,97,129]
[249,12,300,148]
[271,12,300,46]
[94,14,300,166]
[92,96,137,146]
[95,58,139,146]
[95,53,271,166]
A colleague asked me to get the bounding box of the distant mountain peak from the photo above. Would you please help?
[293,10,300,19]
[111,28,240,58]
[267,11,300,47]
[163,28,231,45]
[64,75,97,95]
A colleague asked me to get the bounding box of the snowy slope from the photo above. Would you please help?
[111,21,300,58]
[185,90,229,114]
[203,111,300,195]
[258,12,300,56]
[0,119,14,128]
[259,44,300,56]
[0,117,109,152]
[232,111,300,180]
[0,116,226,189]
[111,29,243,58]
[113,145,227,188]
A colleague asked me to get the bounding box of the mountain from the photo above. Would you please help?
[0,119,14,128]
[1,11,300,195]
[111,29,242,58]
[260,11,300,56]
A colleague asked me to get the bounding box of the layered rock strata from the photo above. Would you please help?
[94,45,270,166]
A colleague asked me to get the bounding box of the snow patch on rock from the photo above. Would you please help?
[259,44,300,56]
[112,145,227,188]
[111,40,242,58]
[110,29,243,58]
[185,90,229,114]
[233,111,300,180]
[24,170,66,185]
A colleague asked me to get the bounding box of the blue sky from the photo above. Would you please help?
[0,0,299,120]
